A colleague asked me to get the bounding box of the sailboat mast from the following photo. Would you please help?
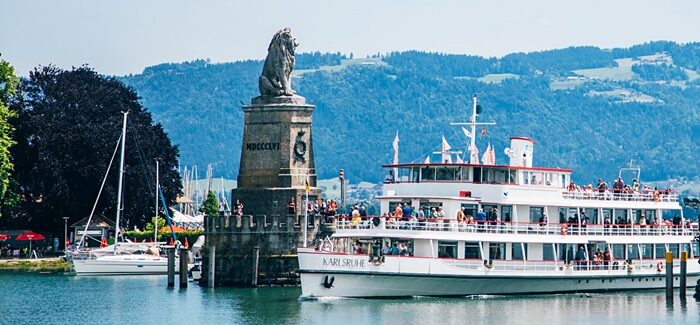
[155,159,159,242]
[470,95,478,155]
[115,111,128,251]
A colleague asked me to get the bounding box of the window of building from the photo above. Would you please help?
[464,242,481,259]
[438,241,458,258]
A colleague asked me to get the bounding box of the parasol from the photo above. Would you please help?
[16,231,45,258]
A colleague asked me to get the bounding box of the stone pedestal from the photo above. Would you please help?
[232,94,322,217]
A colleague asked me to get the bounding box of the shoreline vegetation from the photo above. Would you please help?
[0,257,71,272]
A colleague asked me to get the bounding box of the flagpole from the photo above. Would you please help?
[155,159,159,242]
[304,173,309,248]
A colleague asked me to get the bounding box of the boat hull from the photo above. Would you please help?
[71,256,175,276]
[300,271,700,298]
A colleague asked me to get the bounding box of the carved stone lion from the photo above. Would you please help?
[259,27,298,97]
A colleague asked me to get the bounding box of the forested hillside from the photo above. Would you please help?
[120,41,700,185]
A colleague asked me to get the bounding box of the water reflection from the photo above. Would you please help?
[1,273,698,325]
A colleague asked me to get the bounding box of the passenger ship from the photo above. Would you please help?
[298,95,700,298]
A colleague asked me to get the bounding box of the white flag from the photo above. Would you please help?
[461,127,472,139]
[392,131,399,176]
[469,144,479,164]
[441,135,452,163]
[481,143,491,165]
[488,143,496,165]
[424,156,431,164]
[455,155,464,164]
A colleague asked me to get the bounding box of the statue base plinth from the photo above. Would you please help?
[252,95,306,106]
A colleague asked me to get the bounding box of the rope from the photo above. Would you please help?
[78,134,121,248]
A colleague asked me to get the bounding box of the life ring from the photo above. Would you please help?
[560,224,568,235]
[657,262,664,272]
[564,263,572,270]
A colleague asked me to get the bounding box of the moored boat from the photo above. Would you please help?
[298,95,700,298]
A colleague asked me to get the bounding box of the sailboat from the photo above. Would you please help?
[68,112,176,275]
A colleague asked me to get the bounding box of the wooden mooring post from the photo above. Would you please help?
[179,248,189,288]
[251,246,259,287]
[167,247,175,288]
[680,251,687,298]
[665,251,673,300]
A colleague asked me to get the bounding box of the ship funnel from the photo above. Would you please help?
[507,137,535,167]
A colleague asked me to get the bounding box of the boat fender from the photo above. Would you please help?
[560,224,568,235]
[612,261,619,270]
[483,259,494,269]
[657,262,663,272]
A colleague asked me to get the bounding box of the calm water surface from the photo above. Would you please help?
[0,272,697,325]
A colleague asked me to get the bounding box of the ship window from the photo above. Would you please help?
[509,170,517,184]
[561,174,567,188]
[669,244,680,257]
[612,244,625,260]
[473,167,482,183]
[644,210,656,222]
[627,244,640,260]
[529,207,544,223]
[421,202,443,218]
[420,167,435,181]
[692,242,699,258]
[584,208,599,224]
[494,169,507,183]
[512,243,528,260]
[501,205,513,223]
[464,242,481,259]
[461,204,478,221]
[543,244,556,261]
[522,171,530,185]
[559,244,576,263]
[460,167,471,181]
[438,241,458,258]
[389,200,411,213]
[489,242,506,260]
[411,168,420,182]
[436,167,453,180]
[614,209,629,224]
[631,209,643,224]
[655,244,667,259]
[640,244,653,259]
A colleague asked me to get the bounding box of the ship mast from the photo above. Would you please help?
[449,95,496,161]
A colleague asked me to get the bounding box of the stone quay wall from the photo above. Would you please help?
[201,213,335,287]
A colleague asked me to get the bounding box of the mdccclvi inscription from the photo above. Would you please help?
[245,142,280,151]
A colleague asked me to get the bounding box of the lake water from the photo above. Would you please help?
[0,272,698,325]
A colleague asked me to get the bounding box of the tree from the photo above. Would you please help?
[199,191,219,216]
[0,55,18,217]
[8,65,182,233]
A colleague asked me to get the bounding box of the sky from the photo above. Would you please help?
[1,0,700,76]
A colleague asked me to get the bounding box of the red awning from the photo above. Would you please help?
[0,234,9,241]
[15,231,45,241]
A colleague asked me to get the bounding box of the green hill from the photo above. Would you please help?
[120,41,700,185]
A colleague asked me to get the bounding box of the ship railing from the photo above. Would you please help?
[562,189,678,202]
[336,217,697,236]
[442,258,676,273]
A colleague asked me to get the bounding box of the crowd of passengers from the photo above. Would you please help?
[288,197,340,220]
[344,202,692,235]
[350,240,411,256]
[566,176,674,199]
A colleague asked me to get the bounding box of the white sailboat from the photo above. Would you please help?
[68,112,173,275]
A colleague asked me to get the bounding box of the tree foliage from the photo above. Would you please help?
[0,55,18,215]
[120,44,700,185]
[7,66,182,232]
[199,191,219,216]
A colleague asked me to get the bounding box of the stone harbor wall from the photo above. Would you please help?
[201,213,335,287]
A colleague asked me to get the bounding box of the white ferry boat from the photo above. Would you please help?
[298,96,700,298]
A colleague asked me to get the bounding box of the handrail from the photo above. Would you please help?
[336,217,697,237]
[562,189,678,202]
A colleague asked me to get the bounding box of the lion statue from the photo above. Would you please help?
[259,27,299,97]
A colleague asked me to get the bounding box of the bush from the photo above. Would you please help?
[124,229,204,246]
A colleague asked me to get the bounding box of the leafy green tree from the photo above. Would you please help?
[144,215,167,233]
[0,55,18,217]
[199,191,219,216]
[8,65,182,232]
